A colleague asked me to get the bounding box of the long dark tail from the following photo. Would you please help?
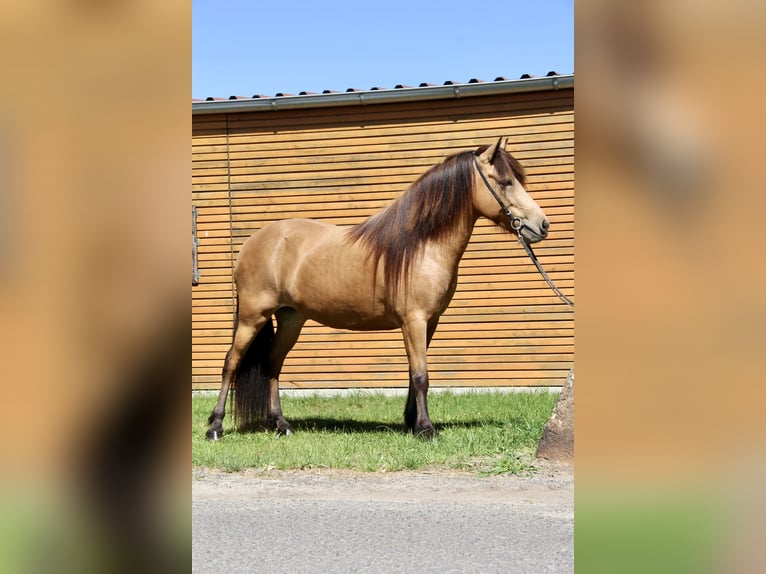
[233,316,275,432]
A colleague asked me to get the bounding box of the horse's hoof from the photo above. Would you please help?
[414,425,435,439]
[276,426,293,438]
[205,428,222,441]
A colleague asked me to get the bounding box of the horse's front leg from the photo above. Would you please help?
[401,318,434,437]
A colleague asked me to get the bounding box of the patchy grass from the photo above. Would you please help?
[482,453,539,477]
[192,390,557,475]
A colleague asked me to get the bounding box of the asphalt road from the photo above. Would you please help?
[192,468,573,573]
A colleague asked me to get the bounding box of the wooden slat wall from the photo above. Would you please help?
[192,88,574,390]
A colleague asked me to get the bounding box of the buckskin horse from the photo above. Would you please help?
[205,138,549,440]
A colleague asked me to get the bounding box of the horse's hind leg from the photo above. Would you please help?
[267,307,306,436]
[205,315,268,440]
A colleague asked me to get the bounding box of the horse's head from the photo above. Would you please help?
[472,138,549,243]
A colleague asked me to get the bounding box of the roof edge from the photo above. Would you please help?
[192,74,573,115]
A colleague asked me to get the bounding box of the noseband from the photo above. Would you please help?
[472,154,574,308]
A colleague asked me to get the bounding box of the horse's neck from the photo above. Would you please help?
[427,211,479,270]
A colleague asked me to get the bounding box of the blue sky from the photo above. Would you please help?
[192,1,573,99]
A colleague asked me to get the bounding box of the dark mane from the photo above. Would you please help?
[348,147,525,299]
[348,150,475,299]
[349,145,526,298]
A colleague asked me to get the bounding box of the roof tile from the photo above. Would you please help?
[195,73,565,102]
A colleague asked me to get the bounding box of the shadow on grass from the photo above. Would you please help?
[235,416,509,435]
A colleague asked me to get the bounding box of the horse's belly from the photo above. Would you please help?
[300,306,399,332]
[288,269,397,330]
[276,226,397,330]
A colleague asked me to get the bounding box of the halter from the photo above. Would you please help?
[472,154,574,308]
[472,155,525,232]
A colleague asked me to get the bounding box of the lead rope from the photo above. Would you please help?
[516,233,574,308]
[472,155,574,309]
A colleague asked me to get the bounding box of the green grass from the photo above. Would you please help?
[192,390,557,474]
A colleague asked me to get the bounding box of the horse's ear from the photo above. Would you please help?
[503,137,509,150]
[479,137,503,164]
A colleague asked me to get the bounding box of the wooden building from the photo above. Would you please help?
[192,74,574,391]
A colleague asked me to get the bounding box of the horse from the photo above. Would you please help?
[205,138,549,440]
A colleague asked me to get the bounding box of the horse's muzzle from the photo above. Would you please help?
[519,221,548,243]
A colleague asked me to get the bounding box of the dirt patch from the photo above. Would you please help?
[192,460,573,506]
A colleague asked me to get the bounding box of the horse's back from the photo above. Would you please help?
[234,218,399,329]
[235,218,338,283]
